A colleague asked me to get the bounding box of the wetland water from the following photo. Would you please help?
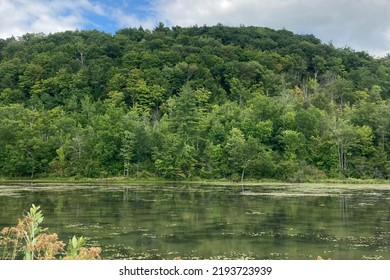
[0,183,389,260]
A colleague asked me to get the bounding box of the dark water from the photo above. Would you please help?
[0,183,389,260]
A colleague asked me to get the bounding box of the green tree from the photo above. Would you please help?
[330,118,358,174]
[120,131,135,177]
[280,130,305,160]
[153,131,198,179]
[225,128,259,181]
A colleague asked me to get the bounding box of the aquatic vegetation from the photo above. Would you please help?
[1,183,390,260]
[0,204,101,260]
[361,255,383,260]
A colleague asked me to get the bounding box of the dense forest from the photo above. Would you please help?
[1,24,390,181]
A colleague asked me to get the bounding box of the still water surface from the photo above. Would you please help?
[0,183,389,259]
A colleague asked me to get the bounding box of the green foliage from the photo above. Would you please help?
[0,204,101,260]
[23,204,44,260]
[0,26,390,180]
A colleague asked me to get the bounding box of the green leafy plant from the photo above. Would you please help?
[0,204,101,260]
[63,235,101,260]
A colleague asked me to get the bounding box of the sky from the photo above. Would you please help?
[0,0,390,57]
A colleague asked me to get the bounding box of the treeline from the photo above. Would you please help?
[1,24,390,180]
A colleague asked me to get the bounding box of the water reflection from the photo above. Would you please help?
[340,195,348,222]
[0,183,389,260]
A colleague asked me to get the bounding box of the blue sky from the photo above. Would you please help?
[81,0,157,32]
[0,0,390,57]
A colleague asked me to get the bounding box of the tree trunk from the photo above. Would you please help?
[241,168,245,182]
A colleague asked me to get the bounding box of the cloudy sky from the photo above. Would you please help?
[0,0,389,57]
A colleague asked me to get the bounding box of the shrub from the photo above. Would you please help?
[0,204,101,260]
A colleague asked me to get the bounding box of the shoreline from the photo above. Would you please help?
[0,176,389,187]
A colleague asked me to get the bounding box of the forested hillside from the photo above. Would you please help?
[1,24,390,180]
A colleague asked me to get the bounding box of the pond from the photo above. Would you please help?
[0,182,389,260]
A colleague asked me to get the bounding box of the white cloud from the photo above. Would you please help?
[152,0,390,56]
[1,0,389,57]
[111,8,156,30]
[0,0,102,38]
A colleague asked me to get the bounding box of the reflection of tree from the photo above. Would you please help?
[340,195,348,222]
[3,185,390,259]
[264,207,287,241]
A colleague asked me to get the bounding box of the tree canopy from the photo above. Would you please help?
[1,25,390,180]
